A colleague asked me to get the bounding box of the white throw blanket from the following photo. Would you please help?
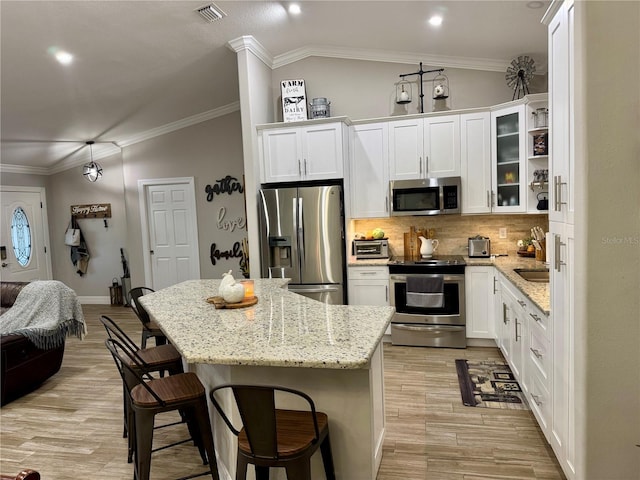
[0,280,86,349]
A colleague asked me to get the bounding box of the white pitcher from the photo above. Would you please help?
[419,237,439,258]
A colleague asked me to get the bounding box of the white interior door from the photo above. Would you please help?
[140,178,200,291]
[0,187,52,282]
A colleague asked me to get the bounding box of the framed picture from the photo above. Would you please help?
[281,79,307,122]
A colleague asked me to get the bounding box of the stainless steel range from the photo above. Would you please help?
[388,255,466,348]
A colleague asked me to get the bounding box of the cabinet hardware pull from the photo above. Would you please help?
[531,393,543,406]
[554,234,566,272]
[530,347,543,359]
[503,303,509,324]
[359,272,378,275]
[487,190,491,208]
[515,318,521,341]
[493,277,498,294]
[385,285,388,303]
[529,312,541,323]
[554,175,567,211]
[298,159,302,176]
[304,159,308,176]
[419,157,423,175]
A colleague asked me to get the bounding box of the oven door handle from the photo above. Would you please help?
[392,324,465,333]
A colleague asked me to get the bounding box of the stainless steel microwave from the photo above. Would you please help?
[389,177,461,216]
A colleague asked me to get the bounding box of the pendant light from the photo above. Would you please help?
[82,141,103,182]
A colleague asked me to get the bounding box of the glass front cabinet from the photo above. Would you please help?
[491,104,527,213]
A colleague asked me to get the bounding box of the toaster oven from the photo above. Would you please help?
[468,236,491,258]
[353,239,389,259]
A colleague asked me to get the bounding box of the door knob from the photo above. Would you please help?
[1,262,8,267]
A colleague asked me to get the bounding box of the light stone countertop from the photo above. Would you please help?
[465,254,550,314]
[347,253,550,315]
[139,279,395,369]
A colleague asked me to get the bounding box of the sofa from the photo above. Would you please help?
[1,281,66,405]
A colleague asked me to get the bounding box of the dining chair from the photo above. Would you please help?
[129,287,167,348]
[105,338,219,480]
[100,315,184,462]
[209,384,335,480]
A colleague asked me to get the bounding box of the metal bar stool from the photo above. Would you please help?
[100,315,185,462]
[129,287,168,348]
[105,338,219,480]
[209,384,335,480]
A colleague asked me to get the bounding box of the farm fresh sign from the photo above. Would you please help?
[281,79,307,122]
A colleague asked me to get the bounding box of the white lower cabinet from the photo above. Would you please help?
[465,266,495,339]
[347,266,390,334]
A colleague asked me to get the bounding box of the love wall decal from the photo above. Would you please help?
[205,175,244,202]
[217,207,246,232]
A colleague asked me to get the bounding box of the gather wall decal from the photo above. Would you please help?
[205,175,244,202]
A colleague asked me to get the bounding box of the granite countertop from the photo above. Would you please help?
[466,254,550,314]
[348,253,550,315]
[139,279,394,370]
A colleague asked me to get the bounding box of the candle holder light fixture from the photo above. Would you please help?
[82,141,103,182]
[396,62,444,113]
[395,80,412,104]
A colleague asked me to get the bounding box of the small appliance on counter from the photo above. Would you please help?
[468,235,491,258]
[353,239,389,259]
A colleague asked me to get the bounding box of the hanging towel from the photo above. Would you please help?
[406,276,444,308]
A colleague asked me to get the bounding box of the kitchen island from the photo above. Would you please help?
[140,279,394,480]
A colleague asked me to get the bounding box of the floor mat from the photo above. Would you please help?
[455,359,530,410]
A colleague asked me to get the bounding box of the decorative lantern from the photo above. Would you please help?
[395,80,412,104]
[432,71,450,99]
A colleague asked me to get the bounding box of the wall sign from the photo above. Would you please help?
[281,79,308,122]
[210,241,243,266]
[71,203,112,218]
[216,207,245,232]
[205,176,244,202]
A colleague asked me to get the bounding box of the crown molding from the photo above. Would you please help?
[227,36,273,68]
[273,45,515,73]
[5,101,241,176]
[116,101,241,148]
[0,163,50,175]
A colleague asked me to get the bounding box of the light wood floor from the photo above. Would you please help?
[1,305,565,479]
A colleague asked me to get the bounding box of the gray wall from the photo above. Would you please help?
[272,57,547,121]
[122,111,245,290]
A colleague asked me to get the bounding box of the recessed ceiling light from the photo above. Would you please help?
[428,15,443,27]
[289,3,301,15]
[527,1,545,8]
[54,50,73,65]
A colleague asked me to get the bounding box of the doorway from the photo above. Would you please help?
[138,177,200,290]
[0,187,52,282]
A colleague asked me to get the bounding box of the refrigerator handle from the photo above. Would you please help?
[297,197,305,271]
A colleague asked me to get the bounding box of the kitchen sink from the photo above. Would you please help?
[514,268,550,283]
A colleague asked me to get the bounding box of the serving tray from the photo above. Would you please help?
[206,296,258,309]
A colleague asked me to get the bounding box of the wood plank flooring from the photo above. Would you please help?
[1,305,565,479]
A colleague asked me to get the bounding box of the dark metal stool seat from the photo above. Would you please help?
[105,338,219,480]
[209,384,335,480]
[129,287,168,348]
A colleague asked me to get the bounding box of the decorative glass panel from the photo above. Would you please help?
[11,206,32,267]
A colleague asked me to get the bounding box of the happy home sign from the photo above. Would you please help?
[71,203,112,218]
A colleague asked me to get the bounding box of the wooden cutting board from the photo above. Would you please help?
[206,295,258,309]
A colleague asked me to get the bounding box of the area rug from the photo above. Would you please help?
[455,359,529,410]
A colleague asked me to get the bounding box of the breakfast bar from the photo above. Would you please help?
[140,279,394,480]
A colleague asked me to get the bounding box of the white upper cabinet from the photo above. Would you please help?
[424,115,461,178]
[491,104,527,213]
[548,2,575,225]
[388,118,423,180]
[460,111,492,214]
[260,121,346,184]
[389,115,460,180]
[350,123,389,218]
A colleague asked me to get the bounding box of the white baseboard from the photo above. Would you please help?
[78,296,111,304]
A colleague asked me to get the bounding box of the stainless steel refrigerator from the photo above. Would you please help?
[258,183,346,304]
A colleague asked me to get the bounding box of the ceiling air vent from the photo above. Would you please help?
[196,3,226,22]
